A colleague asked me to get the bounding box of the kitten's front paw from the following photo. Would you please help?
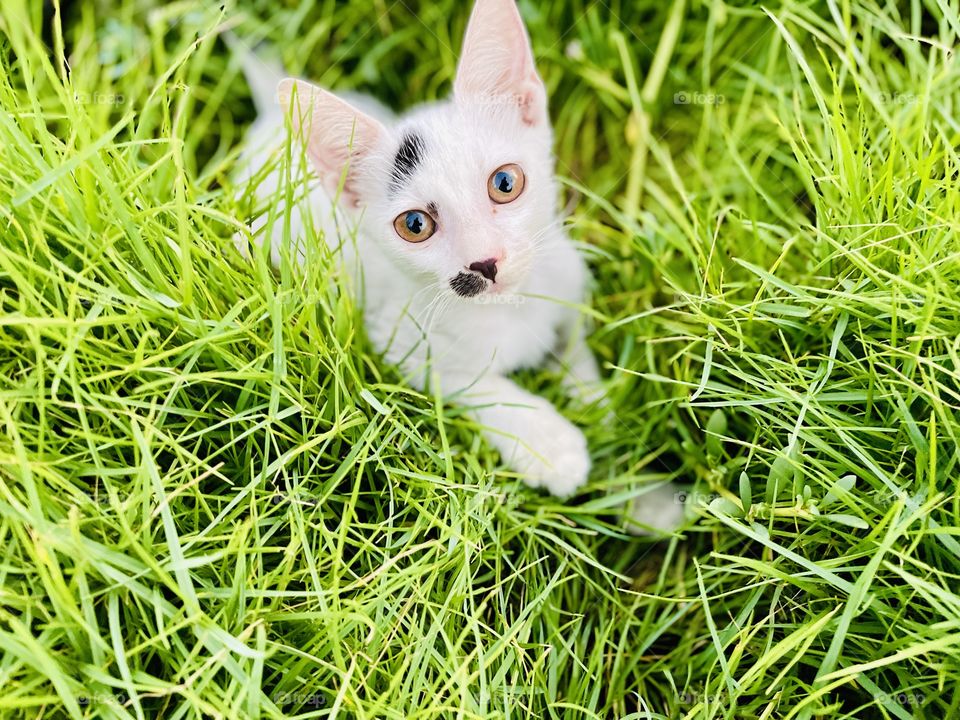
[507,413,590,497]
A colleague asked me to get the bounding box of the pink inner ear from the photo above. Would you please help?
[518,72,546,126]
[277,78,386,201]
[454,0,547,125]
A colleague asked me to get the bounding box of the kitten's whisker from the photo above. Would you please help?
[423,290,454,339]
[418,289,447,327]
[411,279,446,305]
[418,281,458,333]
[524,219,566,253]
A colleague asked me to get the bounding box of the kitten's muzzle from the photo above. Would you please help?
[450,258,499,298]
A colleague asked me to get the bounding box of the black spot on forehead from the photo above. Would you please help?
[391,132,426,193]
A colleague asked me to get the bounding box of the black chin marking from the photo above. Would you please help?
[450,272,487,298]
[390,132,425,193]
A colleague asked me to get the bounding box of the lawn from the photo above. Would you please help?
[1,0,959,717]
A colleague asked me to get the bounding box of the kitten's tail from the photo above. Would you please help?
[224,32,285,118]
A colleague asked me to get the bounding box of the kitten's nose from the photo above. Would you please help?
[469,258,498,283]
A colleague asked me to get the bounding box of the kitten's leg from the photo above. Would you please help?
[552,312,604,405]
[625,482,687,535]
[446,373,591,497]
[551,316,686,534]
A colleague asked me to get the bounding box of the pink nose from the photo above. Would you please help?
[469,258,498,282]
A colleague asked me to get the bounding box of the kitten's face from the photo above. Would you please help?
[280,0,555,299]
[358,102,556,297]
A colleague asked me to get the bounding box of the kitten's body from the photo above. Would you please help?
[234,0,683,526]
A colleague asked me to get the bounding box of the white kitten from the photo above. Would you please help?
[233,0,684,530]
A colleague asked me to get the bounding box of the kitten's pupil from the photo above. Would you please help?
[495,171,513,193]
[406,212,424,234]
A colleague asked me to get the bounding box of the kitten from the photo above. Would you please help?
[234,0,684,530]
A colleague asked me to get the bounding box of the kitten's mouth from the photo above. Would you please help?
[449,271,488,298]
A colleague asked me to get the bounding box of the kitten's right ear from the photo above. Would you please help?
[277,78,386,205]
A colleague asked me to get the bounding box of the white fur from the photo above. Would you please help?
[233,0,683,529]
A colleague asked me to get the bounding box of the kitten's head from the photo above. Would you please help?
[279,0,557,298]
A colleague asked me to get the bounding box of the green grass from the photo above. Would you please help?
[1,0,959,717]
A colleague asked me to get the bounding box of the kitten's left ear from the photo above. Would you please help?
[277,78,386,206]
[454,0,547,127]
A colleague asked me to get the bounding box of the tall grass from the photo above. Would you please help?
[1,0,958,717]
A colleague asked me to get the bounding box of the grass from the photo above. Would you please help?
[1,0,959,717]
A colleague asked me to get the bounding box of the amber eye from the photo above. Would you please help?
[393,209,436,243]
[488,164,525,204]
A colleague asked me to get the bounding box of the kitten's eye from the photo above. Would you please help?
[393,209,436,243]
[488,164,525,204]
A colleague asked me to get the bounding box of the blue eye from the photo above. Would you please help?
[394,208,437,243]
[488,164,525,203]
